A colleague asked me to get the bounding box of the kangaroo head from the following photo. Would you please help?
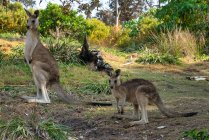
[107,69,121,89]
[24,9,39,30]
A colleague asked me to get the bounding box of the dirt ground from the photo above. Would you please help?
[1,90,209,140]
[1,63,209,140]
[1,38,209,139]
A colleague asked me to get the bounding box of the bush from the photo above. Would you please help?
[148,28,199,59]
[87,18,110,45]
[39,3,87,40]
[107,26,132,48]
[0,2,27,33]
[44,37,82,64]
[156,0,208,33]
[136,48,180,64]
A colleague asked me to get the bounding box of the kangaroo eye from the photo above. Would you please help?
[109,80,111,83]
[114,80,117,84]
[32,20,35,23]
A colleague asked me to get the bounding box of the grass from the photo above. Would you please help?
[0,118,71,140]
[0,117,32,139]
[184,128,209,140]
[0,60,31,86]
[0,33,21,40]
[38,119,71,140]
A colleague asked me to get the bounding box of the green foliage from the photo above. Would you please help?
[38,119,70,140]
[0,2,27,33]
[0,118,32,139]
[9,45,24,60]
[136,49,180,65]
[184,129,209,140]
[123,9,160,38]
[0,51,5,64]
[44,37,82,64]
[156,0,208,32]
[87,18,110,45]
[108,27,131,48]
[123,19,139,37]
[0,32,21,40]
[138,14,161,35]
[39,3,87,40]
[0,118,70,140]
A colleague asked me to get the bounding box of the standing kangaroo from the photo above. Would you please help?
[107,69,197,125]
[22,9,75,103]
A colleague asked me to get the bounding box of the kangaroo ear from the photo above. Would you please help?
[105,70,112,77]
[34,10,39,18]
[24,8,32,17]
[115,69,121,77]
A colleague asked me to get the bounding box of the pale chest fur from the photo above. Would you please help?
[24,31,38,64]
[111,87,126,99]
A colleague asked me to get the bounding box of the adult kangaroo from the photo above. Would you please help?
[22,9,74,103]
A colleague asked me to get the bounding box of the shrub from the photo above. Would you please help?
[0,2,27,33]
[156,0,208,33]
[148,28,198,59]
[136,48,180,64]
[138,13,161,36]
[44,37,82,64]
[107,26,132,48]
[39,3,87,40]
[86,18,110,45]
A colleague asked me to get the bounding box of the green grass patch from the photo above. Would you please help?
[184,129,209,140]
[0,118,71,140]
[0,33,21,40]
[0,60,31,86]
[136,53,180,65]
[0,117,32,139]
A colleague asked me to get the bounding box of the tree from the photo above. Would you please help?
[156,0,208,32]
[1,0,8,7]
[39,3,87,39]
[78,0,101,19]
[109,0,144,23]
[96,9,114,25]
[11,0,35,7]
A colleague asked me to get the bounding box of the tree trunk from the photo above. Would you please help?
[115,0,120,30]
[2,0,7,6]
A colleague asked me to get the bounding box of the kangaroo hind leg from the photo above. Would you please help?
[130,93,149,125]
[22,65,51,103]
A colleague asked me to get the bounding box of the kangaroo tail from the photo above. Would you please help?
[51,82,77,104]
[51,82,113,106]
[153,94,197,117]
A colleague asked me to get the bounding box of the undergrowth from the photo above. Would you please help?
[184,129,209,140]
[136,53,180,64]
[0,118,71,140]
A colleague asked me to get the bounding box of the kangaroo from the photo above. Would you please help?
[107,69,197,125]
[22,9,112,106]
[22,9,76,104]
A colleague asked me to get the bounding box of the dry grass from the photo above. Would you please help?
[150,28,198,60]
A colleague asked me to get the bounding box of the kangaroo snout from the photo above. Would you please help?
[110,86,113,89]
[27,25,30,29]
